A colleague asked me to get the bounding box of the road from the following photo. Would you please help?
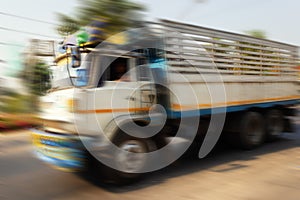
[1,114,300,200]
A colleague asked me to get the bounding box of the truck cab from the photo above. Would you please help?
[32,28,171,182]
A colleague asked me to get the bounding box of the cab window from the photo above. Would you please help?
[108,58,129,81]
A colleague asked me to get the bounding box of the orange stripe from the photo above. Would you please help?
[74,96,300,113]
[75,107,150,114]
[172,95,300,111]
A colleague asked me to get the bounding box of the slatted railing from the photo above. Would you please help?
[147,20,299,80]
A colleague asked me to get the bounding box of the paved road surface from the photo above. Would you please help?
[1,114,300,200]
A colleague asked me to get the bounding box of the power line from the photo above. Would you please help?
[0,42,24,47]
[0,11,58,26]
[0,26,60,39]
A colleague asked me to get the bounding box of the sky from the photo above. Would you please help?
[0,0,300,75]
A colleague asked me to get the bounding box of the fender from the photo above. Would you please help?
[103,112,166,141]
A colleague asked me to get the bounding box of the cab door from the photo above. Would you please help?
[134,63,157,114]
[133,51,169,114]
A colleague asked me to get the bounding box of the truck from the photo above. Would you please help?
[31,19,300,184]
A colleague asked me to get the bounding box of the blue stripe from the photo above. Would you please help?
[36,151,85,170]
[168,99,300,118]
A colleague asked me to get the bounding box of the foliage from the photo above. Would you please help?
[56,0,146,36]
[244,30,267,39]
[0,92,31,113]
[206,30,269,74]
[56,14,80,36]
[237,30,268,73]
[22,60,51,96]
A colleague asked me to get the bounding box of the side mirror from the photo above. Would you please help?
[70,46,81,68]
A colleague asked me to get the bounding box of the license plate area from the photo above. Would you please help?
[31,130,86,170]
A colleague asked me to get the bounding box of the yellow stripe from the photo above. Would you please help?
[56,57,71,66]
[80,41,101,47]
[172,95,300,111]
[33,142,74,160]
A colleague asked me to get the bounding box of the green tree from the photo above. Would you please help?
[244,30,267,39]
[56,0,146,36]
[22,60,51,96]
[19,59,51,112]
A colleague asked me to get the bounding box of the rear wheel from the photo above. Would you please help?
[239,111,265,149]
[265,109,284,141]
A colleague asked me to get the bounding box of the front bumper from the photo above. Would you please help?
[31,128,87,171]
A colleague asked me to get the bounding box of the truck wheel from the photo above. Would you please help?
[265,109,284,141]
[108,132,156,184]
[239,111,265,150]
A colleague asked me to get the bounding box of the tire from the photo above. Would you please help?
[239,111,265,150]
[265,109,284,141]
[106,131,156,185]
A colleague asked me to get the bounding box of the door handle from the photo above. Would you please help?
[125,96,135,101]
